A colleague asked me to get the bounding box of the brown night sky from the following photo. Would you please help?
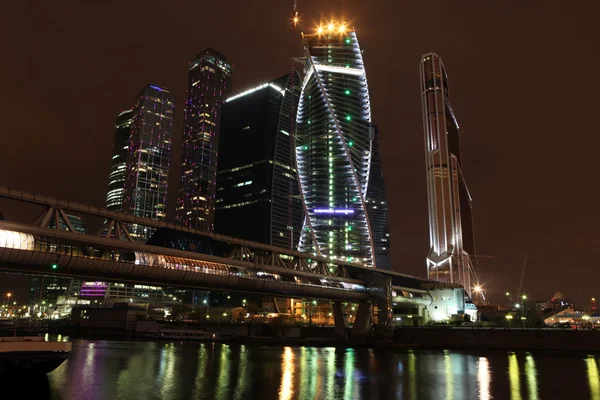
[1,1,599,304]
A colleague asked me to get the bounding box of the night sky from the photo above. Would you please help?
[1,1,598,305]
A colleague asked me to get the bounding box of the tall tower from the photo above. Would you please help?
[420,53,475,292]
[215,73,303,248]
[366,125,392,270]
[123,84,175,240]
[106,109,133,211]
[177,48,233,231]
[296,22,375,266]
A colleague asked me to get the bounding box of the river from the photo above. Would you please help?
[25,340,600,399]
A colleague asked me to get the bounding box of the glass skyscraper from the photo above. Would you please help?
[177,48,232,231]
[123,84,175,240]
[106,109,133,211]
[215,73,303,248]
[296,23,375,266]
[365,125,391,270]
[420,53,475,292]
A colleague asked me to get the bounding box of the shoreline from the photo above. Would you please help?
[37,325,600,353]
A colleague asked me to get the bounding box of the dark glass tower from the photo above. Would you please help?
[215,73,303,248]
[421,53,475,293]
[106,109,133,210]
[123,84,175,240]
[365,125,391,270]
[177,49,233,231]
[296,23,375,265]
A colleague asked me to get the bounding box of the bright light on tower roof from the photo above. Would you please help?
[328,22,335,31]
[339,24,346,33]
[317,26,324,34]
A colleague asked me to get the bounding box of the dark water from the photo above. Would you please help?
[34,340,600,399]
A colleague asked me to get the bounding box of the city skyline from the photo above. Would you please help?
[1,1,599,303]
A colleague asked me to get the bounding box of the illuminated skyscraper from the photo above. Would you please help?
[106,109,133,211]
[177,48,232,231]
[215,73,303,248]
[365,125,391,270]
[296,23,375,266]
[123,84,175,240]
[420,53,475,292]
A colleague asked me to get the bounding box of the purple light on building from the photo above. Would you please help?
[80,282,108,297]
[313,208,355,215]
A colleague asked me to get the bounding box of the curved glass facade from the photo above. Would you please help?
[295,26,374,266]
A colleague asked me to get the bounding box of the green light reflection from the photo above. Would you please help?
[586,356,600,400]
[233,345,249,400]
[444,351,453,400]
[508,353,522,400]
[524,353,539,400]
[344,349,356,399]
[192,343,208,397]
[215,344,231,400]
[408,350,416,400]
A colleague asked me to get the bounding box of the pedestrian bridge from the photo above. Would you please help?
[0,186,470,327]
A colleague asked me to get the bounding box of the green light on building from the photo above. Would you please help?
[346,115,351,121]
[348,141,354,146]
[345,90,350,95]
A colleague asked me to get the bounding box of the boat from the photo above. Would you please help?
[148,329,228,342]
[0,336,71,374]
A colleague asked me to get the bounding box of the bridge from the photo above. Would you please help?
[0,186,473,333]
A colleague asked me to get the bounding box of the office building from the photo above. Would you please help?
[420,53,475,292]
[215,72,303,248]
[295,23,375,265]
[123,84,175,240]
[365,126,391,270]
[177,49,232,231]
[106,109,133,210]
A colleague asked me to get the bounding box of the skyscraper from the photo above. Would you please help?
[215,73,303,248]
[106,109,133,211]
[420,53,475,292]
[365,125,391,270]
[177,48,232,231]
[123,84,175,240]
[296,22,375,266]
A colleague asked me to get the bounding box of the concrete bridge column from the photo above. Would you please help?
[351,301,372,337]
[332,301,346,339]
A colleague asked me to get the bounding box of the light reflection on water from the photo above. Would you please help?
[46,340,598,400]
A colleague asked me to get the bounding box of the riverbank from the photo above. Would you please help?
[45,324,600,352]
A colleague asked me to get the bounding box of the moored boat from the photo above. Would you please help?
[0,336,71,374]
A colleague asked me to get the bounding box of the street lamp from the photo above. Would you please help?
[5,292,12,306]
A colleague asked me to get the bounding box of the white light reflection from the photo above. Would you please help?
[477,357,491,400]
[279,347,294,400]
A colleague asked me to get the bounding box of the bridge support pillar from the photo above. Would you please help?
[351,301,372,337]
[332,301,346,339]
